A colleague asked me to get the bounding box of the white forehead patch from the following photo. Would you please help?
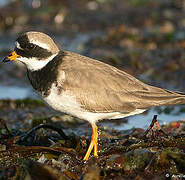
[16,42,23,50]
[29,40,49,50]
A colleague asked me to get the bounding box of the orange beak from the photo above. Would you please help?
[2,51,20,63]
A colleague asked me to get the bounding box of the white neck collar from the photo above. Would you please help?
[18,53,58,71]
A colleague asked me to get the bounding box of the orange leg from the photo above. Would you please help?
[155,121,161,130]
[93,124,98,157]
[151,121,161,130]
[83,123,98,160]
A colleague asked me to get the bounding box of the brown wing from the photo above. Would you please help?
[58,51,185,113]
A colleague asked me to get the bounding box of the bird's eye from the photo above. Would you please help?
[26,43,35,50]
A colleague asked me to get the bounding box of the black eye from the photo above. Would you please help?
[26,43,35,50]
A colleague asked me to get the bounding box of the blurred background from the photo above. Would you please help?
[0,0,185,130]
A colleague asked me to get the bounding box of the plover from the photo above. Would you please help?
[3,32,185,160]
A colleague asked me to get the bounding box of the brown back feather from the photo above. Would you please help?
[58,51,185,113]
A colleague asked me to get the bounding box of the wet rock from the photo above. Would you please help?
[82,165,100,180]
[105,154,125,171]
[123,149,154,173]
[153,148,185,174]
[24,160,67,180]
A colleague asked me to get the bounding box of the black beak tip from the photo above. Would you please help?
[2,57,10,63]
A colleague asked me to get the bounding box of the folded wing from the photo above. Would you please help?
[59,51,185,113]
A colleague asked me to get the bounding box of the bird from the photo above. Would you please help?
[2,31,185,160]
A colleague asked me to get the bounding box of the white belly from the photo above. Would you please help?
[42,84,146,124]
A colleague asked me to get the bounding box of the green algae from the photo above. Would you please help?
[0,98,45,109]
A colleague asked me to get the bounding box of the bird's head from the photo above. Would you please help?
[3,31,60,71]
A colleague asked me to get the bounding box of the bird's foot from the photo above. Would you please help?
[143,115,168,138]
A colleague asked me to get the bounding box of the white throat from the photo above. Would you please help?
[17,53,58,71]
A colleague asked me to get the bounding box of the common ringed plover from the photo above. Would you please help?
[3,32,185,160]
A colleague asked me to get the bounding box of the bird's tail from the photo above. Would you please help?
[133,86,185,109]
